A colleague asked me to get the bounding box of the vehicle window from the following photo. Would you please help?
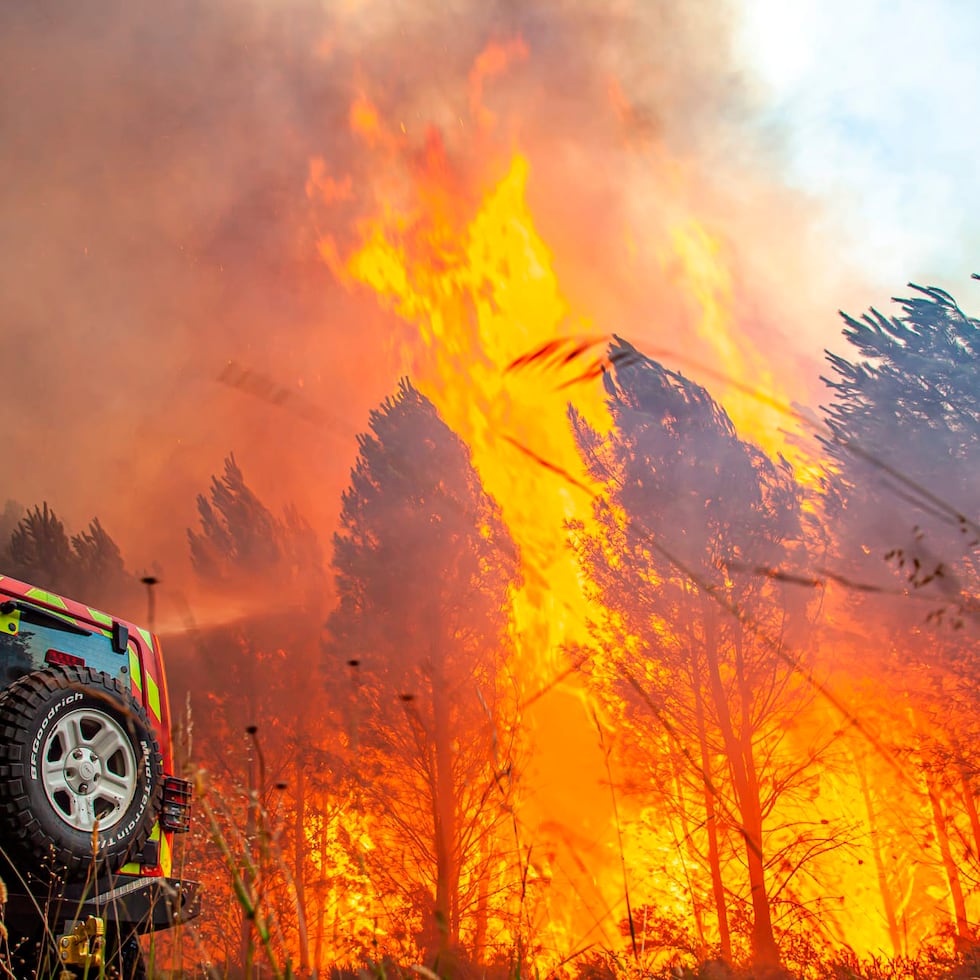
[0,606,128,688]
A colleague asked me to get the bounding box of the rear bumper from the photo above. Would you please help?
[81,874,201,933]
[4,875,201,934]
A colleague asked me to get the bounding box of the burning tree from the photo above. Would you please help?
[184,454,330,975]
[821,284,980,623]
[820,284,980,952]
[325,379,523,973]
[569,339,828,972]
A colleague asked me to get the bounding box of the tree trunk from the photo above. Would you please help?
[908,706,972,952]
[737,750,779,966]
[703,608,779,969]
[691,651,731,961]
[856,751,902,956]
[314,815,327,974]
[431,648,459,967]
[671,756,707,954]
[293,746,311,974]
[957,764,980,872]
[474,843,489,963]
[925,767,971,950]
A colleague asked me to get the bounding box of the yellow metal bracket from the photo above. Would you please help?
[0,605,19,636]
[58,916,105,971]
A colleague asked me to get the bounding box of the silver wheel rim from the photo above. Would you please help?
[40,707,138,832]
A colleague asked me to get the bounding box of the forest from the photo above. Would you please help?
[1,280,978,980]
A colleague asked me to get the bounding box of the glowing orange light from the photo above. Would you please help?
[469,37,529,128]
[311,77,957,968]
[349,94,384,144]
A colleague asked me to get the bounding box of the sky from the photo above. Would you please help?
[0,0,977,595]
[736,0,980,291]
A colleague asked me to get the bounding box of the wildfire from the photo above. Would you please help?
[335,146,611,671]
[318,112,649,957]
[314,87,835,962]
[668,220,823,481]
[303,53,973,972]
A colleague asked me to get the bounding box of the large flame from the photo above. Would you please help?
[324,133,642,957]
[336,147,609,672]
[306,68,975,969]
[668,220,825,484]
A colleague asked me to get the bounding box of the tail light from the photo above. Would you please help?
[45,649,85,667]
[160,776,193,833]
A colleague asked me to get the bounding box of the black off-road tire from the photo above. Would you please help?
[0,666,163,880]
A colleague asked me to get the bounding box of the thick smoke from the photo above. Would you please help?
[0,0,858,585]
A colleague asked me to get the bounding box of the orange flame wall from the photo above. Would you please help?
[314,78,829,957]
[320,101,643,946]
[308,34,963,970]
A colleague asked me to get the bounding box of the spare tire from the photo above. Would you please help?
[0,666,163,880]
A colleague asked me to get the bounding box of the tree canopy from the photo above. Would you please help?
[570,338,820,969]
[2,502,132,608]
[821,285,980,606]
[325,378,523,971]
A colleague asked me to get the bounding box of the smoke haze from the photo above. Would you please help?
[1,0,868,580]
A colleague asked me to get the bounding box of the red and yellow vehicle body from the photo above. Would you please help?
[0,573,199,937]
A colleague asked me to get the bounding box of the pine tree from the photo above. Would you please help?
[3,502,132,607]
[0,500,24,546]
[183,453,327,974]
[569,338,822,970]
[820,284,980,950]
[71,518,128,593]
[187,454,287,582]
[821,283,980,626]
[325,379,522,972]
[6,502,74,589]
